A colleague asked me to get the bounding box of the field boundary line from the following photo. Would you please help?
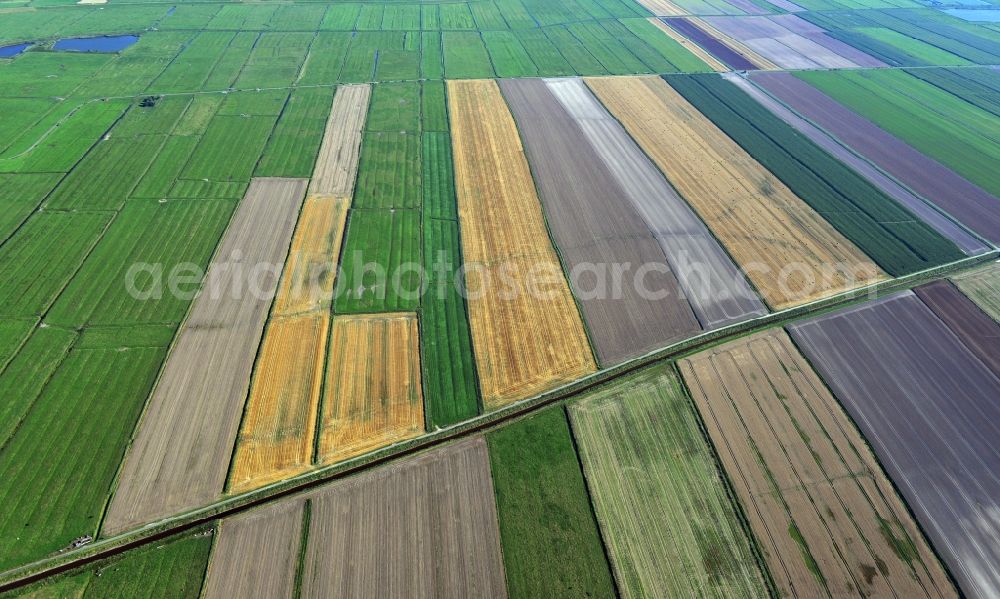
[1,247,995,591]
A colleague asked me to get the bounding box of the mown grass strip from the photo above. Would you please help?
[567,365,769,597]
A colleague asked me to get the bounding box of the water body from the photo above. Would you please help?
[53,34,139,53]
[943,8,1000,21]
[0,43,31,58]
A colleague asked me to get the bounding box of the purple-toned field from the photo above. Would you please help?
[705,15,884,68]
[753,72,1000,244]
[727,74,989,255]
[663,18,758,70]
[914,280,1000,376]
[788,292,1000,599]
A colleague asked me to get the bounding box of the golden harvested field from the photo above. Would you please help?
[689,18,780,70]
[318,313,424,465]
[272,195,350,316]
[448,79,574,264]
[679,329,956,598]
[447,79,596,408]
[228,313,328,493]
[310,84,370,197]
[649,18,728,71]
[586,76,885,310]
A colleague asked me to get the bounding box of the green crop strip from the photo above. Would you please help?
[667,73,966,276]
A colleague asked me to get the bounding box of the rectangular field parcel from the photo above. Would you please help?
[568,365,768,598]
[448,79,596,409]
[586,76,885,310]
[500,77,701,366]
[318,313,424,465]
[486,408,616,597]
[202,499,305,599]
[543,77,767,329]
[302,438,507,598]
[103,178,308,536]
[788,292,1000,598]
[680,330,956,598]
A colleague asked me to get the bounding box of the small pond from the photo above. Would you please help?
[0,42,31,58]
[52,34,139,53]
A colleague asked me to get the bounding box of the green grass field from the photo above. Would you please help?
[8,528,212,598]
[487,407,617,597]
[567,365,768,598]
[797,68,1000,197]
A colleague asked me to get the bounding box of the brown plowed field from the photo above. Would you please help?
[586,76,885,310]
[202,499,305,599]
[301,437,507,598]
[448,79,596,407]
[309,84,370,197]
[317,313,424,465]
[228,313,328,493]
[499,77,701,366]
[103,177,308,536]
[272,195,350,316]
[680,329,956,598]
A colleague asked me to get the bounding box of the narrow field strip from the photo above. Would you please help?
[229,83,369,494]
[788,292,1000,598]
[543,77,767,329]
[201,499,305,599]
[689,17,782,69]
[500,77,701,366]
[228,313,328,494]
[679,329,956,598]
[317,313,424,466]
[486,407,616,597]
[103,177,308,536]
[728,74,989,256]
[662,18,760,70]
[586,75,885,310]
[309,84,370,197]
[302,437,507,598]
[567,365,768,598]
[271,196,350,318]
[649,17,729,70]
[667,73,966,276]
[752,71,1000,245]
[447,79,596,408]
